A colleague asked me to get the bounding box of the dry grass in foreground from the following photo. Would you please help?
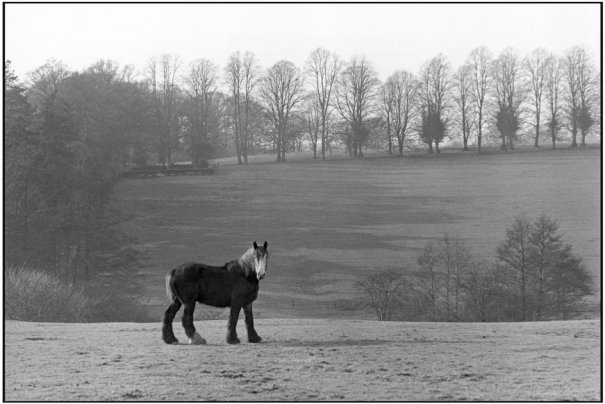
[4,318,600,401]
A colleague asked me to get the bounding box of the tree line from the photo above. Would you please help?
[8,44,600,167]
[356,215,593,322]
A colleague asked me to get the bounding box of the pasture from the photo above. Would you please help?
[114,147,601,319]
[4,319,600,401]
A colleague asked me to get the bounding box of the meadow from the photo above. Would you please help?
[4,319,600,401]
[114,146,601,320]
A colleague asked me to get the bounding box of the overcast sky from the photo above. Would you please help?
[4,3,601,82]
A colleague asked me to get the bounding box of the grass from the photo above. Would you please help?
[4,318,601,401]
[114,146,601,319]
[4,266,92,322]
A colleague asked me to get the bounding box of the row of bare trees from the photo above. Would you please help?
[379,46,599,155]
[13,44,597,167]
[357,215,593,322]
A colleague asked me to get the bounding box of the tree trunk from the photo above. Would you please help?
[280,129,287,162]
[386,119,392,155]
[521,270,526,321]
[321,116,326,161]
[477,113,483,153]
[570,125,578,147]
[234,130,242,164]
[462,113,469,151]
[243,103,250,165]
[534,118,540,147]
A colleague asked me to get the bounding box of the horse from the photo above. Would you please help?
[161,241,269,345]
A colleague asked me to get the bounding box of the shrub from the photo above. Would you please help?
[5,266,92,322]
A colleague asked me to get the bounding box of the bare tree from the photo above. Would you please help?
[525,48,549,148]
[224,53,243,163]
[242,52,261,161]
[452,64,474,151]
[462,262,501,322]
[574,47,596,147]
[224,51,260,164]
[379,83,394,155]
[496,215,533,321]
[27,58,71,112]
[303,94,321,158]
[147,54,181,165]
[382,70,419,155]
[417,241,441,320]
[184,59,219,166]
[418,54,451,153]
[562,46,595,147]
[493,48,525,150]
[467,47,492,152]
[334,55,379,157]
[544,53,563,148]
[438,235,473,320]
[259,60,304,162]
[306,48,342,160]
[356,270,407,321]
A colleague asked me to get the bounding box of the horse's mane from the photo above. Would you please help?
[237,247,256,277]
[222,248,256,279]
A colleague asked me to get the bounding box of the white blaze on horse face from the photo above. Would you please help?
[255,255,267,280]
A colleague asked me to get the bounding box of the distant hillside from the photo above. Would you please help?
[113,147,601,320]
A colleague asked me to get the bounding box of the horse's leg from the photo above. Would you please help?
[162,298,182,344]
[243,303,261,343]
[226,305,241,344]
[182,302,206,345]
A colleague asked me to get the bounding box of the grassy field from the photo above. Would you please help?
[4,319,600,401]
[114,146,601,319]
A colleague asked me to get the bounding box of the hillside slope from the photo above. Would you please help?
[114,148,601,320]
[5,319,600,401]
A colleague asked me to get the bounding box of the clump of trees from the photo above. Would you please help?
[5,60,149,321]
[357,215,593,322]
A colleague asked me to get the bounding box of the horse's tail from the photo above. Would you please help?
[166,269,177,302]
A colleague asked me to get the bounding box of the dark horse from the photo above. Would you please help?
[162,241,269,345]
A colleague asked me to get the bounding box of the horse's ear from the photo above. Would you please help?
[263,241,268,250]
[253,241,258,250]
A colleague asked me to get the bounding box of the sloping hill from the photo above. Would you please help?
[114,148,601,320]
[5,319,600,401]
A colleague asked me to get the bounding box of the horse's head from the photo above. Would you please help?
[252,241,269,280]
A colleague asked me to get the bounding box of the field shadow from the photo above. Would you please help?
[279,338,394,348]
[276,338,495,348]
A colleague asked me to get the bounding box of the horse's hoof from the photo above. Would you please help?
[163,336,179,345]
[227,336,240,345]
[189,332,206,345]
[248,335,262,343]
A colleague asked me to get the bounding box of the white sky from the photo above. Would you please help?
[4,3,601,82]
